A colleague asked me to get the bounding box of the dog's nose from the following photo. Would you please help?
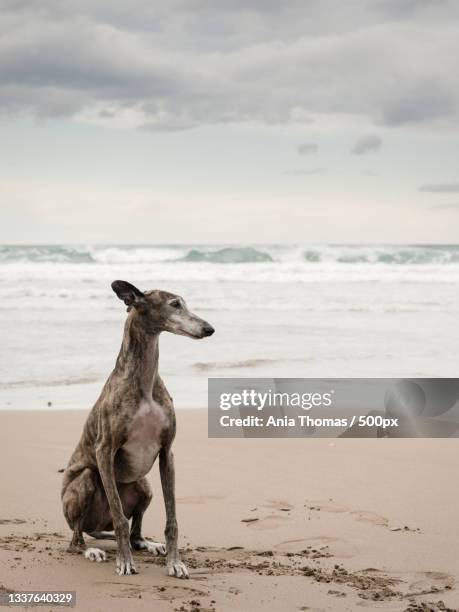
[202,324,215,337]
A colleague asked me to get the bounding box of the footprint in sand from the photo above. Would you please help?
[154,584,209,601]
[305,501,388,523]
[245,514,291,530]
[176,495,224,505]
[100,581,208,601]
[274,536,358,559]
[274,538,309,552]
[350,510,388,527]
[305,500,349,514]
[263,500,294,511]
[305,500,392,529]
[407,571,455,596]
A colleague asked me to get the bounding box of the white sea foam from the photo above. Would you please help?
[2,243,459,266]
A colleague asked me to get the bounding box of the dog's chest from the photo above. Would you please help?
[115,401,170,483]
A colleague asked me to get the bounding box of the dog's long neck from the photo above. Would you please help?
[115,313,159,398]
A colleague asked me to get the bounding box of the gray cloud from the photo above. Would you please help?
[419,183,459,192]
[379,82,456,126]
[374,0,451,20]
[297,143,318,155]
[351,135,382,155]
[0,1,458,130]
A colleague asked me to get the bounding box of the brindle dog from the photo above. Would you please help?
[61,280,214,578]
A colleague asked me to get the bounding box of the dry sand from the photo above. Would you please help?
[0,409,458,612]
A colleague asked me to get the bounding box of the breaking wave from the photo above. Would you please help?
[180,247,272,263]
[1,244,459,266]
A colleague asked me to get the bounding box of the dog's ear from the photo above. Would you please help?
[111,280,146,312]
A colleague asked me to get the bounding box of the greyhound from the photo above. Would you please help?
[61,280,214,578]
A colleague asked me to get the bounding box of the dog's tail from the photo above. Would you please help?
[86,530,116,540]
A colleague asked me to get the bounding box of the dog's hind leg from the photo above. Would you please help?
[126,478,166,556]
[62,468,107,562]
[87,530,116,540]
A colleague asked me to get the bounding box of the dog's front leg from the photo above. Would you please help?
[159,449,189,578]
[95,442,137,575]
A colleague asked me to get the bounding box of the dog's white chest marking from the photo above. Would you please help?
[116,401,168,482]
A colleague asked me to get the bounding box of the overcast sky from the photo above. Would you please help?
[1,0,459,244]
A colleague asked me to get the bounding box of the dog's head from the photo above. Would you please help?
[111,280,215,339]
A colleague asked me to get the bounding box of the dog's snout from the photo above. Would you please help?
[202,324,215,337]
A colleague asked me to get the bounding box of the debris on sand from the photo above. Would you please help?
[404,600,457,612]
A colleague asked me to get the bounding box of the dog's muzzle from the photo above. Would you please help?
[201,324,215,337]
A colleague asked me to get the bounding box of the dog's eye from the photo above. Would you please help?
[170,300,181,309]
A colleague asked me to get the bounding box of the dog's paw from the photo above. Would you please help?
[116,553,138,575]
[132,538,166,556]
[167,560,189,579]
[84,547,106,563]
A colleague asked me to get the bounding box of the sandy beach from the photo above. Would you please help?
[0,409,457,612]
[2,0,459,610]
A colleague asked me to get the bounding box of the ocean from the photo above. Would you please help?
[0,244,458,410]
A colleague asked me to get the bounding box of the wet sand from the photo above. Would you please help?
[0,409,458,611]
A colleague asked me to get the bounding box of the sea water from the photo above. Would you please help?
[0,244,458,409]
